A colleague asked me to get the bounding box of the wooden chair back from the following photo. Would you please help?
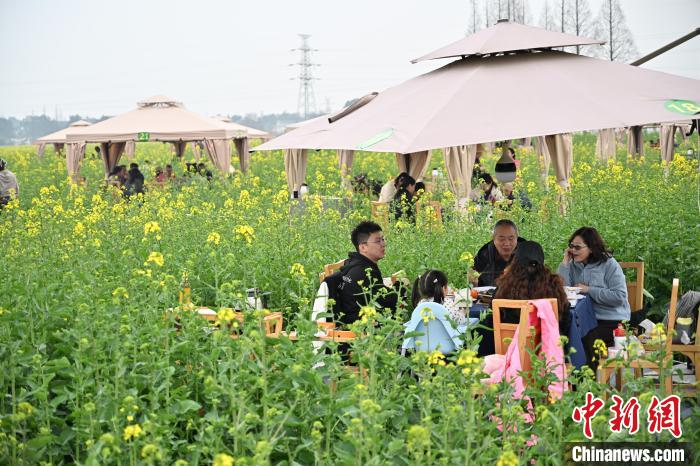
[370,201,389,224]
[619,262,645,312]
[492,298,559,372]
[319,259,345,283]
[663,278,680,357]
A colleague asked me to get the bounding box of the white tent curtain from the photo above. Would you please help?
[125,141,136,160]
[595,128,616,162]
[203,139,232,175]
[660,124,676,173]
[172,141,188,158]
[37,143,46,158]
[544,133,573,188]
[395,150,431,180]
[338,149,354,190]
[234,138,250,173]
[66,142,87,182]
[535,136,551,183]
[284,148,308,194]
[444,145,477,202]
[627,126,644,158]
[100,142,127,179]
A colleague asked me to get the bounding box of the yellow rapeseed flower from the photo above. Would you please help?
[145,251,164,267]
[213,453,234,466]
[497,450,518,466]
[290,262,306,278]
[122,424,143,441]
[207,232,221,245]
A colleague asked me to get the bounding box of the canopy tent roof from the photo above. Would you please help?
[411,19,604,63]
[284,115,328,133]
[255,50,700,154]
[34,120,91,144]
[213,116,271,139]
[66,95,243,143]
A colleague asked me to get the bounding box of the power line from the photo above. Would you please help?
[290,34,319,118]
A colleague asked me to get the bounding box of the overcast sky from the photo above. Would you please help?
[1,0,698,119]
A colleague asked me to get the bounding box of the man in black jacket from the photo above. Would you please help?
[472,219,526,287]
[335,221,403,326]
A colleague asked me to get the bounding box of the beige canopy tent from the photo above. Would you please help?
[213,116,271,173]
[65,96,246,179]
[255,21,700,202]
[34,120,91,157]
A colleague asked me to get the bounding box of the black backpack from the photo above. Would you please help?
[322,270,346,321]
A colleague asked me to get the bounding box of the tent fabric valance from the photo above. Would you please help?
[595,128,616,162]
[284,149,308,194]
[444,145,477,201]
[544,134,573,188]
[204,139,232,174]
[627,126,644,158]
[395,151,432,181]
[66,142,87,182]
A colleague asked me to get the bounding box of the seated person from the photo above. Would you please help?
[335,221,404,326]
[378,172,409,203]
[493,241,571,336]
[197,163,213,181]
[413,181,426,203]
[557,226,629,368]
[472,219,525,287]
[475,240,570,357]
[411,269,467,326]
[165,164,176,180]
[391,175,416,222]
[154,167,167,184]
[501,182,532,210]
[403,270,467,353]
[471,173,504,205]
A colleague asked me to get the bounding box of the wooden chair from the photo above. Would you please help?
[599,278,679,396]
[319,259,345,283]
[670,312,700,394]
[370,201,389,224]
[492,298,559,373]
[620,261,645,313]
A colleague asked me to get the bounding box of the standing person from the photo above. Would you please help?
[0,158,19,207]
[335,221,404,326]
[557,227,630,368]
[472,219,526,287]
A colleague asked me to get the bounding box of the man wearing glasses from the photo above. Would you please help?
[335,221,404,326]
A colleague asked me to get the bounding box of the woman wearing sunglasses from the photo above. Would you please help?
[558,226,630,368]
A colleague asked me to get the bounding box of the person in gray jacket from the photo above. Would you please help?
[558,226,630,368]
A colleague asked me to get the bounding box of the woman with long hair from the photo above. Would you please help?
[557,226,629,367]
[494,240,571,335]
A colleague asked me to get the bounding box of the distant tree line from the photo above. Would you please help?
[0,115,109,146]
[0,112,322,146]
[467,0,638,62]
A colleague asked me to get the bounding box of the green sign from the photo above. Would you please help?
[357,128,394,150]
[137,132,150,141]
[664,99,700,116]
